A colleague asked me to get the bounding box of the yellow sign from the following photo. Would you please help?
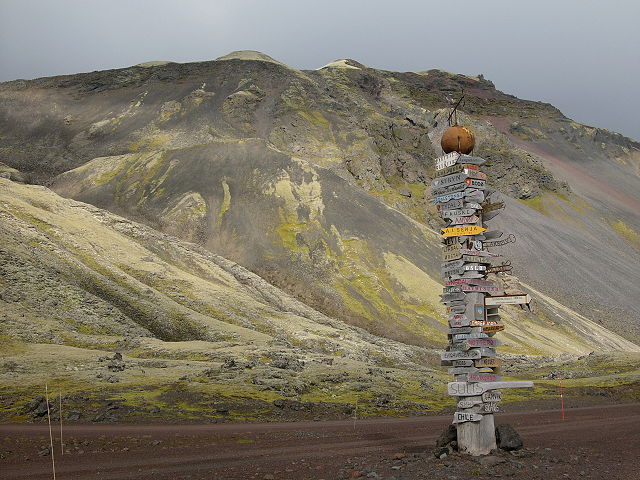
[441,226,486,237]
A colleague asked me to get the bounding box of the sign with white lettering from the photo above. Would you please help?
[482,391,502,402]
[435,152,461,170]
[458,399,482,409]
[441,350,482,361]
[481,402,500,413]
[452,359,474,367]
[485,294,531,306]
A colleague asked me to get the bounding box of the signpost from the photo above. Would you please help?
[434,144,533,456]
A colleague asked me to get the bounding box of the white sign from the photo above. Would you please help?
[435,152,461,170]
[448,381,534,396]
[453,411,483,423]
[485,294,531,306]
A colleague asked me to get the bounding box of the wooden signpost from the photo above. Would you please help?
[435,145,533,456]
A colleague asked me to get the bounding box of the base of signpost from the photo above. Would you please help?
[456,409,496,456]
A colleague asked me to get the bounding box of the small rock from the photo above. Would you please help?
[391,465,401,470]
[350,471,363,478]
[479,455,506,468]
[393,452,406,460]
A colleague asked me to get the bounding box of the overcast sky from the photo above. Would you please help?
[1,0,639,140]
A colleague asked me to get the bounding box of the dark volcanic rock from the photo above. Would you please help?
[496,423,523,451]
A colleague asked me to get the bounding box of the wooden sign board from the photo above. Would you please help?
[453,333,489,341]
[483,234,516,247]
[470,319,499,327]
[482,391,502,402]
[440,208,476,218]
[439,198,464,210]
[467,374,502,383]
[485,294,531,306]
[447,305,467,313]
[443,286,463,294]
[448,381,533,396]
[465,338,501,349]
[435,152,461,170]
[458,154,486,165]
[464,190,485,203]
[475,358,501,368]
[441,350,481,361]
[442,259,465,269]
[443,251,462,262]
[448,215,480,225]
[452,359,474,367]
[482,324,505,333]
[441,225,487,237]
[486,262,513,274]
[481,402,500,413]
[432,172,469,188]
[458,399,482,409]
[462,249,500,258]
[462,254,490,264]
[441,293,465,302]
[465,169,487,180]
[465,178,486,190]
[463,285,500,293]
[453,412,483,423]
[433,191,466,204]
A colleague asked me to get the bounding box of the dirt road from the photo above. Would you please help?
[2,404,638,479]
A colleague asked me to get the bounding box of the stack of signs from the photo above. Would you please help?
[434,152,533,428]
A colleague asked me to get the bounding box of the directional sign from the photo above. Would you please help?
[458,154,486,165]
[464,201,482,210]
[448,381,534,396]
[485,294,531,306]
[453,333,489,341]
[448,366,484,375]
[447,306,466,314]
[465,338,501,349]
[481,403,500,413]
[486,261,513,274]
[462,285,500,294]
[481,391,502,402]
[441,350,482,361]
[465,178,486,190]
[435,152,461,170]
[441,226,486,238]
[461,249,500,258]
[441,293,465,302]
[432,172,469,188]
[433,191,466,204]
[458,399,482,409]
[482,324,504,333]
[443,251,462,262]
[453,412,483,423]
[470,320,500,327]
[435,163,465,177]
[452,359,474,367]
[462,254,491,264]
[467,374,502,383]
[464,189,485,203]
[465,169,487,180]
[439,198,464,210]
[476,358,501,369]
[448,215,480,225]
[442,259,465,270]
[464,264,486,271]
[448,327,471,334]
[441,208,477,218]
[443,285,464,294]
[483,234,516,247]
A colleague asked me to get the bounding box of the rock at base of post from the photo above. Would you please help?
[495,423,523,451]
[457,411,496,455]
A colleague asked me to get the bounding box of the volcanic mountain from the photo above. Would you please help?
[1,51,639,420]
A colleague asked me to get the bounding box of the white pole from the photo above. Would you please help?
[45,385,56,480]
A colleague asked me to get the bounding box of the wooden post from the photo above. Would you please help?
[435,146,532,456]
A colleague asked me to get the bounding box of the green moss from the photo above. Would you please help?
[217,180,231,226]
[518,195,546,215]
[610,219,640,250]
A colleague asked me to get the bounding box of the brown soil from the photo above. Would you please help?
[1,403,638,479]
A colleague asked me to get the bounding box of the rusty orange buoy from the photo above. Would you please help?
[441,126,475,154]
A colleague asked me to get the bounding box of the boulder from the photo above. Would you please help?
[496,423,523,451]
